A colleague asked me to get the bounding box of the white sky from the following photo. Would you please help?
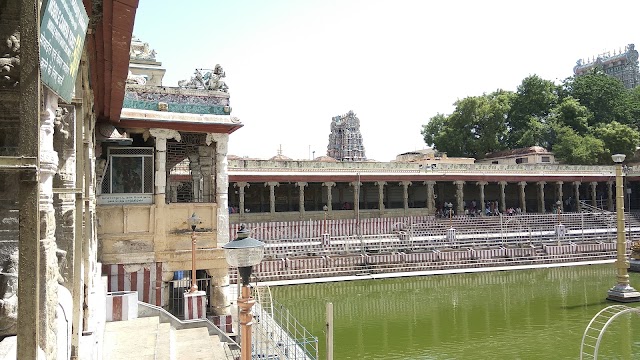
[132,0,640,162]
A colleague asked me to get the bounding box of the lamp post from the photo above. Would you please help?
[323,205,328,234]
[187,213,200,293]
[223,225,265,360]
[607,154,640,302]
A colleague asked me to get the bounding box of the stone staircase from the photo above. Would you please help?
[103,316,229,360]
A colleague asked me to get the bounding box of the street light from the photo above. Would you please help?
[555,200,565,246]
[187,213,200,293]
[607,154,640,302]
[323,205,329,234]
[223,225,265,360]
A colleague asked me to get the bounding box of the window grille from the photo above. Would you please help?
[102,147,154,194]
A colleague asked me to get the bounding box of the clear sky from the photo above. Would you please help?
[132,0,640,162]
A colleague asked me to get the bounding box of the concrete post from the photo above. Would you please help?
[149,129,181,205]
[400,181,411,211]
[590,182,598,208]
[266,182,279,214]
[574,181,581,212]
[557,181,564,212]
[205,133,231,314]
[297,182,308,218]
[235,182,249,216]
[454,181,465,214]
[198,146,214,203]
[518,181,527,213]
[376,181,386,214]
[607,181,614,211]
[39,89,61,357]
[425,181,436,215]
[499,181,507,213]
[477,181,487,216]
[322,182,336,212]
[188,153,201,202]
[537,181,546,213]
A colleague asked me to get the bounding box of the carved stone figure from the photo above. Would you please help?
[0,33,20,88]
[126,70,147,85]
[178,65,229,92]
[129,36,157,61]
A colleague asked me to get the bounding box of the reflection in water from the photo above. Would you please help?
[271,265,640,360]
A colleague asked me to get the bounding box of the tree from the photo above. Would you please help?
[593,121,640,160]
[506,75,559,148]
[552,126,606,165]
[565,72,634,126]
[421,91,511,158]
[421,113,446,148]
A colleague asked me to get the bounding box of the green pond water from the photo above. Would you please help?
[271,264,640,359]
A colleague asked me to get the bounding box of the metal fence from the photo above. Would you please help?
[168,272,211,318]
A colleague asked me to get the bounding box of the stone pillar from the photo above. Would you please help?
[350,180,361,218]
[234,182,249,215]
[322,182,335,212]
[205,133,231,314]
[477,181,487,217]
[557,181,564,212]
[499,181,507,213]
[40,90,61,357]
[400,181,411,211]
[206,268,230,316]
[198,146,214,203]
[188,153,201,202]
[607,181,614,211]
[53,105,76,293]
[518,182,527,213]
[537,181,546,213]
[376,181,386,214]
[297,182,308,218]
[266,182,279,214]
[169,181,179,203]
[149,129,181,205]
[425,181,436,215]
[574,181,581,212]
[590,182,598,208]
[454,181,465,214]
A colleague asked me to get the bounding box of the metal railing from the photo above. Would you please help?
[228,285,318,360]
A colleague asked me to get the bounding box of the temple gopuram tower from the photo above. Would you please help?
[574,44,639,89]
[327,110,367,161]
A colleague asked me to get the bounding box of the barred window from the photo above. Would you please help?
[101,147,154,199]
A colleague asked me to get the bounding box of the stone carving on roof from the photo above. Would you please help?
[126,70,147,85]
[129,35,157,61]
[178,65,228,92]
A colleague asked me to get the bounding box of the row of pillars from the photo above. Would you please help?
[232,180,616,216]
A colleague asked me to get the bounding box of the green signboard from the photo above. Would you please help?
[39,0,88,103]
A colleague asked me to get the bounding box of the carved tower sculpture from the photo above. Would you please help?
[327,110,367,162]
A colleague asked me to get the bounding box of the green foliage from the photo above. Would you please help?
[565,72,634,126]
[506,75,559,148]
[551,126,606,165]
[421,91,511,159]
[423,72,640,165]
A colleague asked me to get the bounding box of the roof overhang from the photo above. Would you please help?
[84,0,139,123]
[119,108,244,134]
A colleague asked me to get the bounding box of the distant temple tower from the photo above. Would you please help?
[574,44,639,89]
[327,110,367,161]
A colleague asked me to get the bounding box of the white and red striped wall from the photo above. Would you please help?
[184,291,207,320]
[106,291,138,322]
[211,314,234,334]
[102,263,163,306]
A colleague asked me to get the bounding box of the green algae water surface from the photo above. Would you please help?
[271,264,640,360]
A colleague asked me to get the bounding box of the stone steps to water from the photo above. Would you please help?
[103,316,229,360]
